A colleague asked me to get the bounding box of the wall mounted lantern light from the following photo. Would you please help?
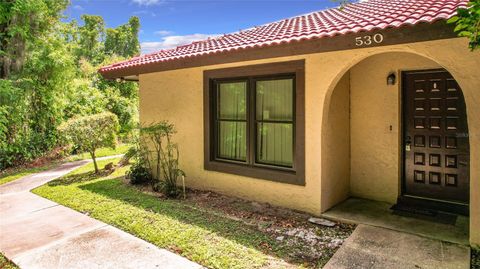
[387,72,396,85]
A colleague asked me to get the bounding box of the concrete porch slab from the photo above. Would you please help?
[321,198,469,245]
[323,224,470,269]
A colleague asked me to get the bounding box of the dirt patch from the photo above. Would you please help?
[185,190,354,267]
[125,181,355,268]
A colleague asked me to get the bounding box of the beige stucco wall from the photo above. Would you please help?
[139,37,480,245]
[139,55,324,215]
[321,72,351,210]
[349,53,441,203]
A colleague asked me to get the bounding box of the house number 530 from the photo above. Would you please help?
[355,33,384,47]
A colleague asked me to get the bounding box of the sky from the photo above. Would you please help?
[65,0,339,54]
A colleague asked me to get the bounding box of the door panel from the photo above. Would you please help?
[403,70,469,203]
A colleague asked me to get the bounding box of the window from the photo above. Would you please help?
[204,60,305,185]
[216,81,248,162]
[255,78,294,167]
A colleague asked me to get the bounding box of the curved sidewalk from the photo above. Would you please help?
[0,158,202,269]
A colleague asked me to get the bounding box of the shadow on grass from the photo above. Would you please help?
[78,178,298,266]
[47,169,113,186]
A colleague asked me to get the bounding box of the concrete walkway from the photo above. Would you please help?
[0,158,202,269]
[324,224,470,269]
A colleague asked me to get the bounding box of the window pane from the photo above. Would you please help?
[256,79,293,121]
[256,123,293,167]
[218,121,247,161]
[219,82,247,120]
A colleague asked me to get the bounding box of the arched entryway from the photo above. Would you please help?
[320,52,470,214]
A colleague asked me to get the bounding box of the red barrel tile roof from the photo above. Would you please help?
[99,0,466,75]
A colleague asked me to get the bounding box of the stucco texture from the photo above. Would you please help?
[139,37,480,245]
[349,53,441,203]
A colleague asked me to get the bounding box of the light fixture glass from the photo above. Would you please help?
[387,72,396,85]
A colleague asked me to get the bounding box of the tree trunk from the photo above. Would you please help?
[90,151,99,173]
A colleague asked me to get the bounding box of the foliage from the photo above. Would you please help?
[126,161,152,185]
[0,1,141,170]
[67,143,132,162]
[0,0,69,77]
[59,112,119,173]
[0,252,19,269]
[136,121,185,197]
[448,0,480,51]
[472,247,480,269]
[77,15,105,63]
[104,16,140,58]
[0,1,75,169]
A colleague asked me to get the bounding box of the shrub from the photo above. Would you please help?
[139,121,185,198]
[126,161,152,185]
[58,112,119,173]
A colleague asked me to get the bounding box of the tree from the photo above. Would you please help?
[448,0,480,51]
[58,112,119,173]
[77,15,105,63]
[0,2,141,170]
[104,16,140,58]
[0,0,75,169]
[0,0,69,78]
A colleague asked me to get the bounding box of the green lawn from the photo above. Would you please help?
[0,144,131,186]
[0,253,19,269]
[33,158,326,269]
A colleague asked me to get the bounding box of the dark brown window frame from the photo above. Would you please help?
[204,60,305,185]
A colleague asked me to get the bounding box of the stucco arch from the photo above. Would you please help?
[317,39,479,245]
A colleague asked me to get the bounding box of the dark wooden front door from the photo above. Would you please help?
[403,70,469,204]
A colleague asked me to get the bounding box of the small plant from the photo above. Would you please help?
[126,161,152,185]
[58,112,119,173]
[139,121,185,198]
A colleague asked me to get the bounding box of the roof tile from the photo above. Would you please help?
[100,0,466,74]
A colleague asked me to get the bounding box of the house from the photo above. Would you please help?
[100,0,480,246]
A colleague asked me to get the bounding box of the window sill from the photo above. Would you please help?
[204,160,305,186]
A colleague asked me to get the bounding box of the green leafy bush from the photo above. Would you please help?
[126,161,152,185]
[59,112,119,173]
[132,121,185,197]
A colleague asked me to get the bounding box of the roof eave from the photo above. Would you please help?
[99,21,458,80]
